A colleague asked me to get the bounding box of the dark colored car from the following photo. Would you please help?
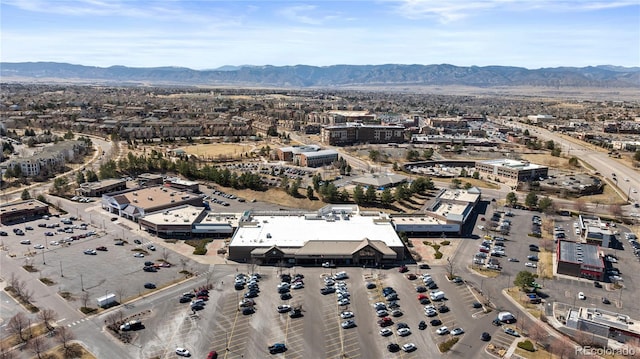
[280,293,292,300]
[594,281,602,288]
[268,343,287,354]
[416,286,427,293]
[472,301,483,309]
[602,297,611,304]
[438,305,450,313]
[143,266,157,272]
[242,307,255,315]
[134,239,142,244]
[144,283,156,289]
[430,319,442,326]
[481,332,491,341]
[387,343,400,353]
[418,321,427,330]
[289,309,303,318]
[419,263,430,269]
[179,296,191,303]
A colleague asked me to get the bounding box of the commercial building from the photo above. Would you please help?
[566,307,640,346]
[75,179,127,197]
[393,187,481,236]
[139,205,237,238]
[0,199,50,224]
[475,159,548,187]
[228,205,404,265]
[321,124,405,146]
[101,186,203,222]
[164,177,200,193]
[351,173,408,189]
[137,173,164,187]
[579,214,615,248]
[298,150,339,167]
[556,240,604,281]
[276,145,321,161]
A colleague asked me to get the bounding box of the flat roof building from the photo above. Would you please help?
[351,173,408,189]
[393,187,481,236]
[298,149,339,168]
[556,240,604,281]
[567,307,640,346]
[476,159,548,187]
[579,214,615,248]
[139,205,237,238]
[228,205,405,265]
[101,186,203,222]
[76,179,127,197]
[0,199,50,224]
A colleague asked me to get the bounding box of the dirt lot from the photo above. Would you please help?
[182,143,256,159]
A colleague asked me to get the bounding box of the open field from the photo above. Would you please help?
[182,143,256,158]
[520,153,571,169]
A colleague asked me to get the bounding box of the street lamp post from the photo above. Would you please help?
[80,273,85,291]
[60,261,64,277]
[42,247,46,265]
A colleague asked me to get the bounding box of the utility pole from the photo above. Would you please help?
[60,261,64,277]
[81,273,84,291]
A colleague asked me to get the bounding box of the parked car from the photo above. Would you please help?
[436,326,449,335]
[379,328,392,336]
[504,327,520,337]
[481,332,491,341]
[451,328,465,336]
[277,305,292,313]
[144,282,156,289]
[175,347,190,357]
[268,343,287,354]
[83,249,97,255]
[96,246,108,251]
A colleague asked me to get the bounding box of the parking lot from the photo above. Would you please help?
[0,214,209,314]
[135,266,501,358]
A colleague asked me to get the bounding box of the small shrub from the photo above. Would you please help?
[23,265,38,273]
[441,240,451,246]
[517,340,535,352]
[40,277,55,286]
[438,337,459,352]
[193,246,207,255]
[59,291,72,299]
[432,244,441,251]
[422,241,430,245]
[80,307,97,314]
[434,252,443,259]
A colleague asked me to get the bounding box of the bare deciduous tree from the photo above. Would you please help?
[80,291,90,308]
[115,287,126,304]
[9,272,19,289]
[161,248,171,263]
[27,335,46,359]
[446,256,455,279]
[610,204,623,220]
[55,326,75,352]
[38,309,57,331]
[0,342,16,359]
[573,198,588,214]
[21,288,34,303]
[528,324,546,344]
[7,313,28,342]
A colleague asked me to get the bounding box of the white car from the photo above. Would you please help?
[20,240,31,245]
[338,298,350,306]
[436,326,449,335]
[133,253,144,258]
[376,309,388,317]
[33,244,45,249]
[402,343,417,352]
[397,327,411,336]
[578,292,586,300]
[340,311,354,319]
[525,262,537,268]
[49,241,59,246]
[291,282,304,290]
[277,282,290,289]
[379,328,392,337]
[175,347,190,357]
[451,328,465,336]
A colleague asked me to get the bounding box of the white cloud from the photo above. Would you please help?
[391,0,638,22]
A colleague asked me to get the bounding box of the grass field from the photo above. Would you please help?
[182,143,255,158]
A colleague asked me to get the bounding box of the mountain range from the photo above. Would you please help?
[1,62,639,88]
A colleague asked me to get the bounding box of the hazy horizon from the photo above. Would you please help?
[1,1,638,70]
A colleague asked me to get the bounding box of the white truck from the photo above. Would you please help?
[96,293,116,308]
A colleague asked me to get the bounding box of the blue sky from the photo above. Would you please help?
[1,0,638,69]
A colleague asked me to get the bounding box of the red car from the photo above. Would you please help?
[378,317,393,327]
[417,294,429,301]
[406,273,417,280]
[96,246,108,251]
[398,266,408,273]
[207,351,218,359]
[197,295,209,301]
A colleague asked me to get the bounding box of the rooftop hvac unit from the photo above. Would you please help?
[133,199,138,203]
[266,233,272,238]
[148,197,153,201]
[133,192,137,196]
